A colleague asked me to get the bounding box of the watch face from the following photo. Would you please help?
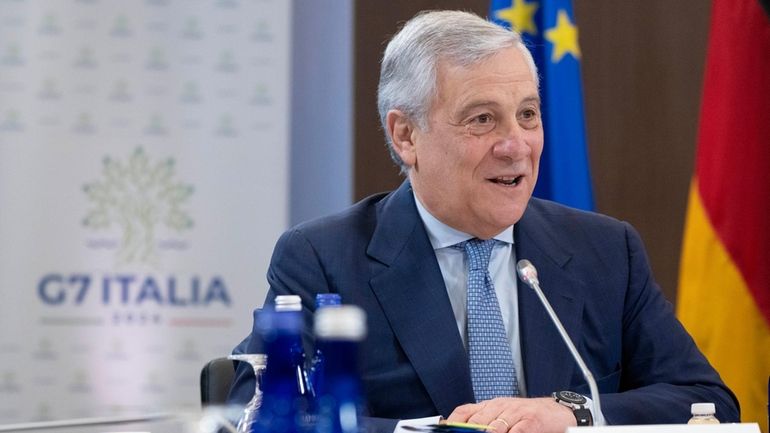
[557,390,588,405]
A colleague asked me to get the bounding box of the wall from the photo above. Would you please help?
[290,0,353,225]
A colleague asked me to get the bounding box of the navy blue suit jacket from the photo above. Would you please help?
[228,181,738,428]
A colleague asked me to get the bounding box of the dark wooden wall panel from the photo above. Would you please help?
[575,1,710,302]
[353,1,489,198]
[353,1,711,303]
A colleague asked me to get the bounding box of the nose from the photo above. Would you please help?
[492,120,531,160]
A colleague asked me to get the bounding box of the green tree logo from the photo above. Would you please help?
[83,148,194,264]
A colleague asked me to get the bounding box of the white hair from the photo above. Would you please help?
[377,10,539,172]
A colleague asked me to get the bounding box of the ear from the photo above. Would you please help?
[386,109,417,167]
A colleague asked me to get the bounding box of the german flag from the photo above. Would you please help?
[677,0,770,430]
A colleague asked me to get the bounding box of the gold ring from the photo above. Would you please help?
[489,418,510,431]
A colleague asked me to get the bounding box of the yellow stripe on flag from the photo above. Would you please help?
[677,181,770,431]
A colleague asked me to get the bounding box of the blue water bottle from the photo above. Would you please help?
[251,295,311,433]
[275,295,313,401]
[312,305,367,433]
[309,293,342,396]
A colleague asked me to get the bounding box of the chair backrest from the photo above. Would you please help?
[200,357,236,406]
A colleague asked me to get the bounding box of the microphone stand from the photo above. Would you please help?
[516,259,603,423]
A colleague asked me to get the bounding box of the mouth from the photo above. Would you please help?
[488,175,523,186]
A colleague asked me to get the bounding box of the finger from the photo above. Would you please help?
[508,417,546,433]
[446,402,481,423]
[508,420,530,433]
[486,418,511,433]
[494,410,524,431]
[500,398,562,433]
[488,401,539,433]
[465,399,510,426]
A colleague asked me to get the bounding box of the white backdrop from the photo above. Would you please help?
[0,0,290,422]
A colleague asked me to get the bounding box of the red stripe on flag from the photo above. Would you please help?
[696,0,770,326]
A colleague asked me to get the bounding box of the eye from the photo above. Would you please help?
[475,113,493,124]
[518,107,541,129]
[465,112,497,135]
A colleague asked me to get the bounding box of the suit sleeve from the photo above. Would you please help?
[599,222,740,424]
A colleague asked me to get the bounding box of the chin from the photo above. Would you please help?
[497,205,527,227]
[481,213,523,235]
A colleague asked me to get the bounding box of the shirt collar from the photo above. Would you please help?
[413,191,514,250]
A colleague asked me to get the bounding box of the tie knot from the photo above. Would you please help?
[458,238,496,271]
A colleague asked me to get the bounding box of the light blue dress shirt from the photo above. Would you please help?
[413,193,528,397]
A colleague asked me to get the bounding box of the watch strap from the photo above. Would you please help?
[572,407,593,426]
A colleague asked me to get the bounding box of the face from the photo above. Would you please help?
[391,46,543,239]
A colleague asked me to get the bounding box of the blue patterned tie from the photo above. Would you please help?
[460,238,519,402]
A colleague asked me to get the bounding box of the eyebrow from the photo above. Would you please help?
[455,100,500,119]
[455,95,541,119]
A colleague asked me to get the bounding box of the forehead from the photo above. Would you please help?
[433,47,538,110]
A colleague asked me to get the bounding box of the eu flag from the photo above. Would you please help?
[490,0,594,210]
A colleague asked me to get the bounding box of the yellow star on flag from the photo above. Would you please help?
[545,9,581,62]
[495,0,539,36]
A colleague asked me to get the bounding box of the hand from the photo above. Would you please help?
[446,397,576,433]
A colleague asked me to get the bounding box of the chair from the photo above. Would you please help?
[200,357,236,406]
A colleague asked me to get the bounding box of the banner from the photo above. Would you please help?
[0,0,290,422]
[676,0,770,431]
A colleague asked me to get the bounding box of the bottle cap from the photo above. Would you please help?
[275,295,302,312]
[691,402,716,416]
[315,305,366,340]
[315,293,342,308]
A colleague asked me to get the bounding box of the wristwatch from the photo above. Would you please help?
[552,390,594,426]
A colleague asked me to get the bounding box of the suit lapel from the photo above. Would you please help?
[367,182,474,416]
[515,201,586,397]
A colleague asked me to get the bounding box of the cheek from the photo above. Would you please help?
[434,136,473,169]
[523,134,544,164]
[532,145,543,162]
[531,131,545,156]
[455,136,490,164]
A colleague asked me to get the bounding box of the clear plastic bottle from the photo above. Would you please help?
[687,402,720,424]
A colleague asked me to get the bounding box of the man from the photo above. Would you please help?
[228,10,739,433]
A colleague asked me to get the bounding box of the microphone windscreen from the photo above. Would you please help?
[516,259,539,286]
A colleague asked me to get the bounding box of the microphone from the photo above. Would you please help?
[516,259,603,423]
